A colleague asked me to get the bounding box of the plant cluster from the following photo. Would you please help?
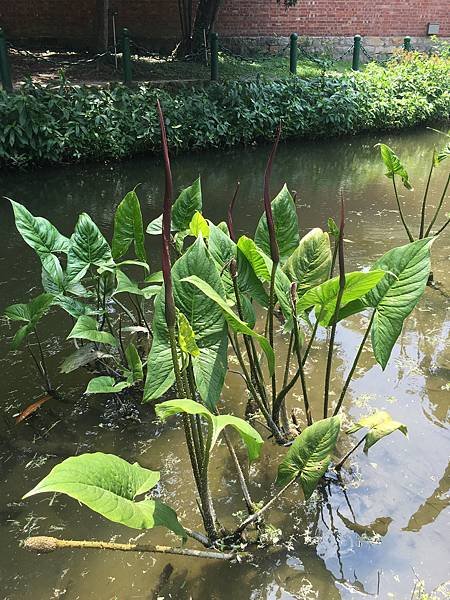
[4,107,443,560]
[1,51,448,168]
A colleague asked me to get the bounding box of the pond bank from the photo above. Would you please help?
[0,51,449,168]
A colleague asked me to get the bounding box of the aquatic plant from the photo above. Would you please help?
[377,133,449,244]
[4,110,438,559]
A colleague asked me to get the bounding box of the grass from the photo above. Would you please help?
[10,48,353,86]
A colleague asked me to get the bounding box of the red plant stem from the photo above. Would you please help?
[263,126,281,265]
[227,181,240,242]
[157,99,176,329]
[323,195,346,419]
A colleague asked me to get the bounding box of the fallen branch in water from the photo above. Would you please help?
[23,536,242,561]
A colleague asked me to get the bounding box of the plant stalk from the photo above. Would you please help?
[333,311,375,416]
[425,172,450,236]
[33,326,52,392]
[234,478,296,537]
[392,177,414,242]
[323,197,346,418]
[419,157,434,238]
[334,435,367,471]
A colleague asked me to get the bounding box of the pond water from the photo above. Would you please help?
[0,128,449,600]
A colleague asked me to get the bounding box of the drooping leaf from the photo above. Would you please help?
[182,274,275,375]
[112,190,147,263]
[9,200,69,272]
[237,236,292,323]
[59,344,112,373]
[155,399,263,462]
[67,315,118,347]
[113,270,160,299]
[52,296,98,318]
[146,178,202,234]
[189,211,209,238]
[328,217,340,239]
[377,143,413,190]
[85,376,132,394]
[66,213,113,282]
[297,270,386,326]
[276,417,341,498]
[144,237,228,410]
[23,453,186,538]
[347,410,408,453]
[177,311,200,357]
[4,293,54,349]
[254,185,300,262]
[125,343,144,382]
[284,228,332,295]
[365,238,433,369]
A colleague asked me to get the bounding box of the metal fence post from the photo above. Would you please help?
[210,32,218,81]
[289,33,298,75]
[403,36,411,51]
[352,35,361,71]
[122,28,132,85]
[0,28,13,93]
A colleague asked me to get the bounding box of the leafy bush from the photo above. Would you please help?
[1,51,449,168]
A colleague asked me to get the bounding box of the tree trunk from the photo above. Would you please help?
[94,0,109,52]
[192,0,222,54]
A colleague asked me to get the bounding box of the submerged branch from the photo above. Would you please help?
[23,536,238,561]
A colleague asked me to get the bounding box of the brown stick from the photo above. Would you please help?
[23,536,240,561]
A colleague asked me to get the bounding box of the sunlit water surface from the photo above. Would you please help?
[0,128,449,599]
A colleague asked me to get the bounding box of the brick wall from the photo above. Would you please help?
[0,0,448,49]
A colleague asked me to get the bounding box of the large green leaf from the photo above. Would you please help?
[377,143,413,190]
[9,200,69,272]
[284,228,331,295]
[23,453,186,538]
[112,190,147,263]
[155,399,263,462]
[237,236,292,323]
[52,296,98,318]
[66,213,113,282]
[276,417,341,498]
[85,376,132,394]
[4,293,54,349]
[146,178,202,234]
[42,260,88,297]
[347,410,408,453]
[365,238,433,369]
[67,315,118,347]
[297,270,386,326]
[144,237,228,409]
[254,185,300,262]
[182,274,275,375]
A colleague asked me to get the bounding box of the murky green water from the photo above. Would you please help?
[0,128,449,599]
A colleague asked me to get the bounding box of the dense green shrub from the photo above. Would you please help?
[0,51,449,167]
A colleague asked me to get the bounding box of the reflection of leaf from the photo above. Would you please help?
[337,511,392,537]
[403,462,450,533]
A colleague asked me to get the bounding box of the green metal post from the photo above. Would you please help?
[289,33,298,75]
[403,36,411,51]
[210,32,218,81]
[122,28,132,85]
[0,28,13,93]
[352,34,361,71]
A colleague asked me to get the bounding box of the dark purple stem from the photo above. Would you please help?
[157,100,176,329]
[227,181,240,242]
[263,125,281,265]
